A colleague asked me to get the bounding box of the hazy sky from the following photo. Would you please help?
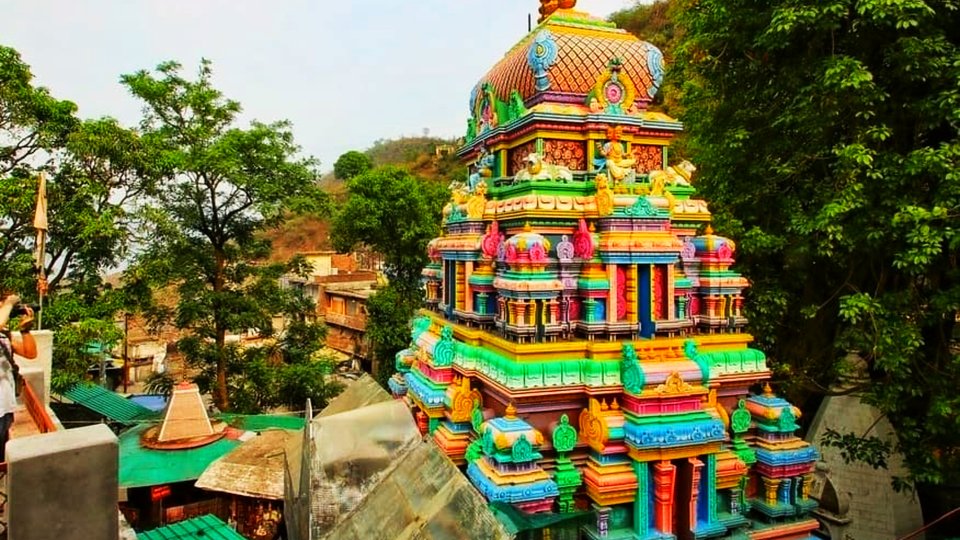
[1,1,643,170]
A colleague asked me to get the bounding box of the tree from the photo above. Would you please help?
[672,0,960,489]
[364,284,422,387]
[331,166,447,293]
[610,1,681,119]
[333,150,372,181]
[122,60,329,411]
[2,46,150,390]
[331,165,447,383]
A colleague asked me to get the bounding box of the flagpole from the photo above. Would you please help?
[34,172,48,331]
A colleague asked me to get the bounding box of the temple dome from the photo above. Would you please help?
[504,224,552,261]
[471,8,664,109]
[692,225,737,260]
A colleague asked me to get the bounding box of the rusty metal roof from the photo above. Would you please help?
[195,429,300,500]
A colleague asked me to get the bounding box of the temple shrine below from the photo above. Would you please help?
[390,3,820,539]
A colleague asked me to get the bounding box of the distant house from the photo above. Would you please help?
[280,250,380,372]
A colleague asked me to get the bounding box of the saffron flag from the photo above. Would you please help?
[33,172,48,296]
[33,172,47,266]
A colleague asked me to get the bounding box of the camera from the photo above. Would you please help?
[10,304,40,318]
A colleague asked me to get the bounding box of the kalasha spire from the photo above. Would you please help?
[538,0,577,23]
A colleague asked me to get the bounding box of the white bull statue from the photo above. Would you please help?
[514,153,573,183]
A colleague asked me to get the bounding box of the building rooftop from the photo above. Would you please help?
[137,514,244,540]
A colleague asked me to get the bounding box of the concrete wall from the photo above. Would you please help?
[6,424,118,540]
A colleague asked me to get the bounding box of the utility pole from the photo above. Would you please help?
[122,313,129,393]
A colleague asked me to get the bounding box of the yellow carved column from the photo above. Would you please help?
[666,265,675,320]
[607,264,618,323]
[762,477,779,506]
[627,265,638,323]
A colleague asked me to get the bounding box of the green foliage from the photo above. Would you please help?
[1,45,147,389]
[181,334,342,414]
[822,427,892,471]
[673,0,960,487]
[331,166,446,293]
[276,358,344,411]
[144,370,175,398]
[365,283,421,388]
[48,316,123,393]
[364,136,467,185]
[610,1,675,53]
[333,150,372,181]
[609,1,683,127]
[331,164,447,387]
[121,60,329,411]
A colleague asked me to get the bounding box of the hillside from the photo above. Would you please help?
[267,136,464,262]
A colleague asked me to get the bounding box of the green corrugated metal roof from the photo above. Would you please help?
[219,413,305,431]
[119,424,240,488]
[61,384,159,425]
[137,514,245,540]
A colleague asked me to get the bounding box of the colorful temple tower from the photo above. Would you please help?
[397,2,819,538]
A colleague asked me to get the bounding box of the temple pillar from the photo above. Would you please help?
[801,473,813,502]
[476,292,488,315]
[584,298,597,323]
[687,457,704,532]
[595,504,611,537]
[455,262,466,311]
[442,261,449,306]
[666,265,675,320]
[778,477,793,505]
[607,264,618,323]
[653,460,676,535]
[633,461,651,538]
[464,261,474,312]
[762,477,779,507]
[729,485,742,517]
[627,264,638,323]
[706,455,719,524]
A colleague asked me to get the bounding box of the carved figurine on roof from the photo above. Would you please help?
[406,2,820,539]
[538,0,577,22]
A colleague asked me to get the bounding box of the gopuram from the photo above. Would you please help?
[390,2,820,538]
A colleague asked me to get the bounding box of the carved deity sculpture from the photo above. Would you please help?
[599,141,637,184]
[539,0,577,22]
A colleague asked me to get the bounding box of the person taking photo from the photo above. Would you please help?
[0,291,37,462]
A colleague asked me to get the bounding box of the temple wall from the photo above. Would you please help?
[806,390,924,538]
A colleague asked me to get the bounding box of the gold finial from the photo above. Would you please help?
[763,382,774,397]
[524,221,533,233]
[610,399,620,411]
[600,399,609,411]
[705,224,714,235]
[505,403,518,419]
